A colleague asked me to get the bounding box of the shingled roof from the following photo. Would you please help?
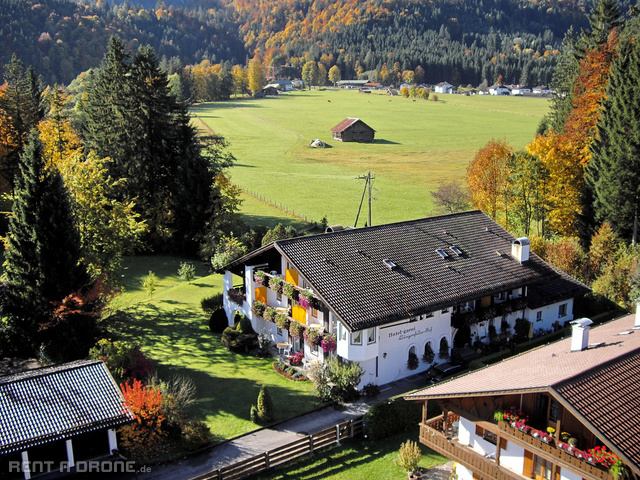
[0,360,133,455]
[222,211,589,332]
[406,314,640,476]
[330,117,374,133]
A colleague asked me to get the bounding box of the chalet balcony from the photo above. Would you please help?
[419,415,521,480]
[498,422,614,480]
[419,417,614,480]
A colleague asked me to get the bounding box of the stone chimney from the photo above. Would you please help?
[511,237,530,263]
[570,318,593,352]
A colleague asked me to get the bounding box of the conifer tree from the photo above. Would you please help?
[2,132,86,354]
[256,385,273,423]
[588,37,640,244]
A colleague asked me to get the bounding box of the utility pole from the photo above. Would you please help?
[354,171,375,227]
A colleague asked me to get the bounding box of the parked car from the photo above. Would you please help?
[426,363,464,383]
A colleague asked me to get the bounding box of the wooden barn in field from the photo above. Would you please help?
[331,117,375,142]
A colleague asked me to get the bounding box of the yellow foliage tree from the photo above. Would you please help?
[467,139,512,224]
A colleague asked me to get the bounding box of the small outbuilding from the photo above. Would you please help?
[330,117,375,143]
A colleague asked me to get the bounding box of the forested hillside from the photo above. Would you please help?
[1,0,619,87]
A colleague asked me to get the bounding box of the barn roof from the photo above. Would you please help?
[330,117,375,133]
[0,360,133,455]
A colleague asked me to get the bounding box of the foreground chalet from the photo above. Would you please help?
[406,314,640,480]
[0,360,132,479]
[219,211,588,386]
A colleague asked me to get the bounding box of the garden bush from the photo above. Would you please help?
[256,385,274,423]
[208,308,228,333]
[88,338,154,384]
[201,293,224,314]
[221,320,258,353]
[364,397,427,441]
[181,420,211,451]
[237,315,255,334]
[394,440,422,473]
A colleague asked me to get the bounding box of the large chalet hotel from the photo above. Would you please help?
[219,211,589,386]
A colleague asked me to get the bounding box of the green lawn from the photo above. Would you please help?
[193,89,549,227]
[251,430,448,480]
[107,256,320,440]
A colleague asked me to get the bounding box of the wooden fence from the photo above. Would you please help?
[190,417,364,480]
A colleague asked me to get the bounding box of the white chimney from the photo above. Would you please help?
[635,298,640,328]
[570,318,593,352]
[511,237,530,263]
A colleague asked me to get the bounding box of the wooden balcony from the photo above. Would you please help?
[498,423,614,480]
[419,416,522,480]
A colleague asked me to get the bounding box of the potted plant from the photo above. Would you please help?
[303,328,322,347]
[288,352,304,366]
[407,352,419,370]
[394,440,423,479]
[263,307,277,322]
[289,321,304,338]
[422,343,435,363]
[227,288,244,306]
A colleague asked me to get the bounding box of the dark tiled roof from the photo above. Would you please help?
[274,211,588,331]
[555,348,640,473]
[407,315,640,475]
[0,360,133,455]
[330,117,375,133]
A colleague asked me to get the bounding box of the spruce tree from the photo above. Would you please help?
[588,37,640,243]
[256,385,273,423]
[2,132,86,354]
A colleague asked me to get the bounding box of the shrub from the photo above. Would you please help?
[450,348,464,366]
[422,343,435,363]
[118,379,167,459]
[407,352,419,370]
[514,318,531,342]
[149,374,197,424]
[181,420,211,451]
[256,385,274,423]
[237,315,255,334]
[272,361,309,381]
[209,308,229,333]
[88,339,154,384]
[364,397,425,441]
[221,321,258,353]
[250,404,259,423]
[394,440,422,472]
[142,271,158,297]
[256,331,271,357]
[362,382,380,398]
[251,300,266,318]
[326,357,363,403]
[178,262,196,283]
[307,361,331,401]
[201,293,224,314]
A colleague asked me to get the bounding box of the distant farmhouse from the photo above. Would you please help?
[489,84,511,95]
[330,117,375,143]
[218,211,588,387]
[435,82,453,94]
[270,79,294,91]
[0,360,132,479]
[408,313,640,480]
[336,80,368,89]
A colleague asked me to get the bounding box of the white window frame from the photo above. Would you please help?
[558,303,567,318]
[367,328,376,344]
[351,330,362,345]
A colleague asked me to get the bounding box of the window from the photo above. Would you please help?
[475,425,499,445]
[351,331,362,345]
[339,323,347,341]
[367,328,376,344]
[549,399,562,422]
[425,312,434,318]
[534,456,553,480]
[441,308,449,313]
[311,308,318,318]
[536,311,542,322]
[276,327,282,336]
[558,303,567,318]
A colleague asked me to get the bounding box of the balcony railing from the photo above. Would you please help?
[498,422,613,480]
[419,416,518,480]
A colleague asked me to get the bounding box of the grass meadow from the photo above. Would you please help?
[107,256,320,440]
[193,89,549,227]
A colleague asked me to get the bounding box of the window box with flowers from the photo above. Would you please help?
[254,270,266,286]
[263,307,277,322]
[269,276,283,294]
[321,334,337,353]
[288,352,304,366]
[227,288,245,306]
[275,313,290,330]
[251,300,266,318]
[299,289,314,309]
[289,321,305,339]
[303,327,322,347]
[282,282,295,299]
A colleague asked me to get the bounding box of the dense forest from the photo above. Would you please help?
[3,0,628,87]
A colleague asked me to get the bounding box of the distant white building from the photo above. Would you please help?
[489,84,511,95]
[511,85,531,95]
[218,211,589,387]
[434,82,453,94]
[533,85,551,94]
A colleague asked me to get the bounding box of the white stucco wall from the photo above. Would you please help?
[499,439,525,474]
[454,463,474,480]
[560,466,583,480]
[458,416,473,446]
